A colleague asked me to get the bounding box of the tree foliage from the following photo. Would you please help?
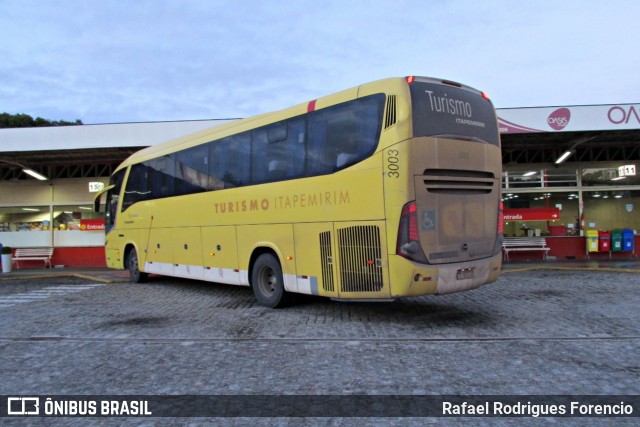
[0,113,83,128]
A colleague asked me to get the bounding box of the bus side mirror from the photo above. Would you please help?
[93,185,114,213]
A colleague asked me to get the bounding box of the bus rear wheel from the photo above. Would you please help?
[251,253,290,308]
[127,247,148,283]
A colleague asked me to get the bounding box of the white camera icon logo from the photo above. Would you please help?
[7,397,40,415]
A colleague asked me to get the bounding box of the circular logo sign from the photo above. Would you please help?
[547,107,571,131]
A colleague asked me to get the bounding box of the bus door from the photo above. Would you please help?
[94,169,126,269]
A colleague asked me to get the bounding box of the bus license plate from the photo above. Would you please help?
[456,268,475,280]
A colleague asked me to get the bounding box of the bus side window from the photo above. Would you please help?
[330,120,359,170]
[122,163,149,210]
[334,98,384,171]
[123,155,179,210]
[308,108,357,174]
[255,124,285,182]
[307,118,331,175]
[251,129,267,183]
[147,155,177,199]
[211,133,251,189]
[287,119,305,177]
[251,119,304,184]
[306,94,384,175]
[176,145,210,195]
[351,104,383,163]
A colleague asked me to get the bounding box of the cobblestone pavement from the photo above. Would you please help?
[0,270,638,425]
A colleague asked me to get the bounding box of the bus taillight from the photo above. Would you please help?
[405,76,415,84]
[481,91,491,101]
[396,201,428,263]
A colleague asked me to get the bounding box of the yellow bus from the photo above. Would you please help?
[96,76,503,307]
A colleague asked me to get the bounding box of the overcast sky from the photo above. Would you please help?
[1,0,639,124]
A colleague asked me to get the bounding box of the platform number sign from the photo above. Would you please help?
[89,182,105,192]
[618,165,636,177]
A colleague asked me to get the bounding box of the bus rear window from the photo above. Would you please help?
[410,81,500,146]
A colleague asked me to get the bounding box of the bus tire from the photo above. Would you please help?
[127,247,148,283]
[251,253,290,308]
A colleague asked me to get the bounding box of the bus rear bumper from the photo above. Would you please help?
[389,253,502,297]
[434,254,502,295]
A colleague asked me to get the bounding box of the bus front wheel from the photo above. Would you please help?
[251,253,290,308]
[127,248,148,283]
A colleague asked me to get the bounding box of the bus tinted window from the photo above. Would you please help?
[123,154,177,210]
[252,118,305,183]
[122,163,149,210]
[176,144,210,195]
[121,94,385,210]
[105,168,125,233]
[410,81,499,146]
[211,132,251,189]
[308,94,384,174]
[147,155,177,199]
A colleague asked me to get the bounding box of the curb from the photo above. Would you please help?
[0,272,129,284]
[502,266,640,274]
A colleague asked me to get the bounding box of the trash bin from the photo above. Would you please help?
[611,229,623,252]
[586,230,599,252]
[622,229,635,252]
[1,246,11,273]
[598,230,611,252]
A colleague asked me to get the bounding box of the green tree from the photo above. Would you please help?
[0,113,83,128]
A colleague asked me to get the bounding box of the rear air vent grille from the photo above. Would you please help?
[423,169,495,195]
[319,231,334,292]
[337,225,383,293]
[384,95,397,129]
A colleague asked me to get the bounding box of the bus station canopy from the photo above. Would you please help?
[0,104,638,181]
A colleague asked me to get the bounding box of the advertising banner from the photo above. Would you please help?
[497,104,640,134]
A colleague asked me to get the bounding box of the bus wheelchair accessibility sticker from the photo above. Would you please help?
[422,210,436,231]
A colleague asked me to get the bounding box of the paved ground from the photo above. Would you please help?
[0,262,638,425]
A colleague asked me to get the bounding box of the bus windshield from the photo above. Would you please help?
[410,79,499,146]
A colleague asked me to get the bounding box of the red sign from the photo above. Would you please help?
[80,219,105,231]
[503,208,560,221]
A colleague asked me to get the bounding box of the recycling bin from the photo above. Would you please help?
[598,230,611,252]
[622,229,635,252]
[586,230,599,252]
[611,229,623,252]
